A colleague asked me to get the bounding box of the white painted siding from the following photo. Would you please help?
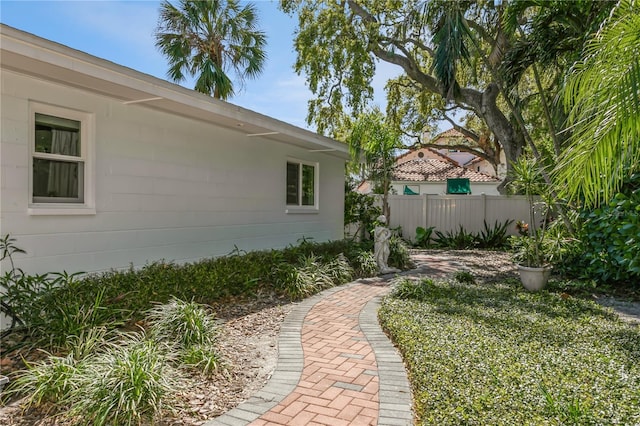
[1,71,345,275]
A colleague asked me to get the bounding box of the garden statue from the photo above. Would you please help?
[374,215,400,274]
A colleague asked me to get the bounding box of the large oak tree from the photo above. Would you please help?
[280,0,613,190]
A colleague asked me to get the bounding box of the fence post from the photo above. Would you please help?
[423,194,429,229]
[482,193,487,224]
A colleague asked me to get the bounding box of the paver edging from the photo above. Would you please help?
[360,292,414,426]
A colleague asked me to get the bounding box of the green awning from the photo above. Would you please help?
[403,185,419,195]
[446,178,471,194]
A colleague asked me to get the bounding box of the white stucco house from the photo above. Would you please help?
[0,25,350,275]
[391,148,501,195]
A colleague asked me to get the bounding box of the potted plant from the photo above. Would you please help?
[508,158,552,291]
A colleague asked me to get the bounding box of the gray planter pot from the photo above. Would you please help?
[517,264,551,291]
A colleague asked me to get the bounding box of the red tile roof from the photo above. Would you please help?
[433,128,467,139]
[392,158,499,182]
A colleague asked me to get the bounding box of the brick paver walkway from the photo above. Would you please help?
[206,277,413,426]
[252,284,387,425]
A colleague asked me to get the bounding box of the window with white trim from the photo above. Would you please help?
[30,104,94,213]
[286,160,318,208]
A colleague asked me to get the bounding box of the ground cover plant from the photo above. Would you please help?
[1,237,408,353]
[379,276,640,425]
[1,237,412,423]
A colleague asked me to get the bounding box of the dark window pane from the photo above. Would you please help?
[35,113,80,156]
[33,158,83,202]
[302,164,315,206]
[286,162,299,205]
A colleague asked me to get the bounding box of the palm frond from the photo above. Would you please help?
[556,0,640,207]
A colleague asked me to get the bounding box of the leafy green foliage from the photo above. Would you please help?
[344,180,381,241]
[453,270,475,284]
[346,109,402,220]
[353,250,378,278]
[433,226,478,249]
[1,237,406,353]
[427,220,514,250]
[10,352,81,408]
[391,278,435,300]
[476,219,513,249]
[180,344,220,376]
[561,175,640,285]
[556,0,640,207]
[388,235,414,270]
[414,226,435,248]
[147,298,218,349]
[379,277,640,425]
[70,334,179,426]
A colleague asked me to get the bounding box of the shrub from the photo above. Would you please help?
[453,270,475,284]
[8,352,81,409]
[433,226,477,249]
[146,298,218,348]
[391,278,435,300]
[475,220,513,249]
[180,344,220,376]
[428,220,514,250]
[272,254,334,300]
[562,177,640,286]
[414,226,435,248]
[326,253,355,284]
[2,238,389,351]
[70,334,179,426]
[344,183,381,241]
[7,328,115,409]
[353,250,378,277]
[388,235,414,269]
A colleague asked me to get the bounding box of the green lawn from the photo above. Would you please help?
[379,277,640,425]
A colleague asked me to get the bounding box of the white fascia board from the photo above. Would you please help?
[0,24,349,160]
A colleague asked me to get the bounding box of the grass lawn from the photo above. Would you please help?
[379,277,640,425]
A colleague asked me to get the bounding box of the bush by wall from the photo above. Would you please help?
[560,173,640,286]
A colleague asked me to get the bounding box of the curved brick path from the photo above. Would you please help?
[207,251,639,426]
[206,278,413,426]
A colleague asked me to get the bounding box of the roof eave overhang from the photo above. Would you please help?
[0,24,350,160]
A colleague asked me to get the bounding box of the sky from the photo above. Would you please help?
[0,0,401,132]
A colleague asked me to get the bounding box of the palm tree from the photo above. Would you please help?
[555,0,640,207]
[155,0,266,100]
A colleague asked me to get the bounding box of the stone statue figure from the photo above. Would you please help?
[374,215,400,274]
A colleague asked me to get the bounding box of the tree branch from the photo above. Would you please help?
[442,115,480,142]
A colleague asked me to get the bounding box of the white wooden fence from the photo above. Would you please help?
[381,194,534,242]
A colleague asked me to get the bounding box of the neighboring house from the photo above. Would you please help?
[356,147,500,196]
[0,25,350,275]
[391,152,501,195]
[424,128,506,178]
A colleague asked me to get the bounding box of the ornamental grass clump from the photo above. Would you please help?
[9,351,81,409]
[146,298,218,349]
[146,298,221,375]
[69,333,179,426]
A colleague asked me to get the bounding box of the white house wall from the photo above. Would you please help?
[1,71,345,275]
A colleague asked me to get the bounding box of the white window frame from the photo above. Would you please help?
[28,102,95,215]
[285,158,319,214]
